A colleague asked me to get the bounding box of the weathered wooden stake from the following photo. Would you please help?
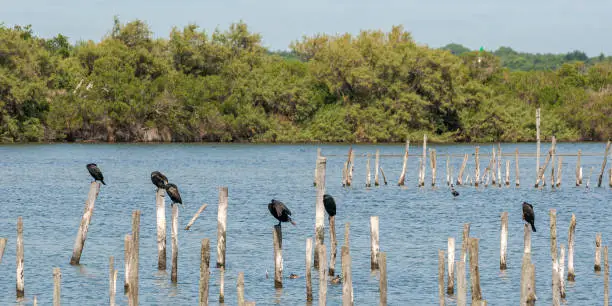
[550,209,557,263]
[344,222,350,248]
[216,187,228,268]
[348,149,355,186]
[524,224,532,254]
[520,252,536,306]
[475,147,480,186]
[53,267,61,306]
[156,188,166,270]
[237,272,245,306]
[497,145,502,187]
[199,239,210,306]
[124,235,132,293]
[559,244,566,298]
[314,147,321,186]
[306,238,313,302]
[341,245,353,306]
[375,149,380,186]
[418,158,423,186]
[568,214,576,281]
[552,253,561,306]
[130,211,140,306]
[342,162,348,187]
[536,108,541,182]
[33,296,37,306]
[185,203,209,230]
[606,246,610,306]
[438,250,445,306]
[461,223,470,263]
[447,238,455,294]
[366,153,372,187]
[0,238,6,265]
[457,154,468,185]
[379,167,388,185]
[16,217,24,298]
[556,157,563,187]
[535,136,557,187]
[398,140,410,186]
[609,168,612,188]
[576,150,582,186]
[515,148,520,186]
[329,215,337,276]
[456,261,466,306]
[110,256,117,306]
[491,148,497,186]
[379,252,387,306]
[468,238,482,303]
[430,149,437,186]
[420,134,427,186]
[318,244,328,306]
[446,154,450,186]
[70,182,100,265]
[273,225,283,288]
[315,156,326,269]
[598,140,611,187]
[551,141,556,189]
[500,212,508,270]
[505,160,510,186]
[171,205,179,283]
[596,233,603,272]
[370,216,380,270]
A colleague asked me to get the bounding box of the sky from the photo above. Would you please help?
[2,0,611,56]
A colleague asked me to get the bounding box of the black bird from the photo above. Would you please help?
[165,183,182,206]
[522,202,536,232]
[151,171,168,189]
[451,184,459,197]
[86,163,106,185]
[268,199,296,226]
[323,194,336,217]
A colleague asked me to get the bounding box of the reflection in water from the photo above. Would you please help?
[274,287,283,304]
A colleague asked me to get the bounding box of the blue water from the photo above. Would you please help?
[0,143,610,305]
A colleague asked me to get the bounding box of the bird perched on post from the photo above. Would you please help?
[86,163,105,185]
[165,183,182,206]
[323,194,336,217]
[522,202,536,232]
[268,199,296,226]
[151,171,168,190]
[450,184,459,197]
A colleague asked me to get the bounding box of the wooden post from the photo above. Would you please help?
[559,244,566,298]
[550,141,556,189]
[329,216,337,276]
[420,135,427,186]
[318,244,327,306]
[171,205,179,283]
[344,222,350,248]
[461,223,470,263]
[606,246,610,306]
[110,256,117,306]
[447,238,455,294]
[130,210,140,305]
[550,209,557,263]
[348,149,355,186]
[552,254,561,306]
[341,245,353,306]
[156,188,166,270]
[520,252,537,306]
[33,296,37,306]
[306,238,313,302]
[579,167,584,186]
[568,214,576,281]
[515,148,520,186]
[475,147,480,186]
[468,238,482,303]
[185,203,209,230]
[314,147,321,186]
[379,252,387,306]
[199,239,210,306]
[273,225,283,288]
[430,149,437,186]
[609,168,612,188]
[315,156,326,269]
[505,160,510,186]
[0,237,6,265]
[536,108,541,182]
[16,217,24,298]
[237,272,245,306]
[219,267,225,303]
[491,148,497,186]
[598,140,611,187]
[596,233,603,272]
[398,140,410,186]
[70,182,100,265]
[379,167,388,185]
[366,153,372,187]
[438,250,445,306]
[497,145,502,187]
[375,149,380,186]
[53,267,61,306]
[456,261,466,306]
[524,224,531,254]
[342,162,348,187]
[216,187,228,268]
[556,157,563,187]
[576,150,582,186]
[446,154,450,186]
[370,216,380,270]
[536,136,557,187]
[500,212,508,270]
[418,158,423,186]
[124,235,132,293]
[457,154,468,185]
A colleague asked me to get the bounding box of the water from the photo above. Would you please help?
[0,142,610,305]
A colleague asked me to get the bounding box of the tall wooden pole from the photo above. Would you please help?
[315,156,326,269]
[216,187,228,268]
[156,188,166,270]
[70,182,100,265]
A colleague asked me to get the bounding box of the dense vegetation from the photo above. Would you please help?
[0,20,610,143]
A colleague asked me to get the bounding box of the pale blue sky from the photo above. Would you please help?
[2,0,611,55]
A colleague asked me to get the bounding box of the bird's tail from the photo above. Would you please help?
[101,180,106,185]
[531,222,537,232]
[290,219,297,226]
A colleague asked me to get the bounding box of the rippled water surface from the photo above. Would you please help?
[0,143,610,305]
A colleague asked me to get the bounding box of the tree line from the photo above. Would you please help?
[0,19,610,143]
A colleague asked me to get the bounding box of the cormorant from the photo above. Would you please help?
[268,199,296,226]
[165,183,183,206]
[323,194,336,217]
[522,202,536,232]
[151,171,168,189]
[86,163,106,185]
[451,184,459,197]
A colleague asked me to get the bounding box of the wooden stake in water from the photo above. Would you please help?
[438,250,445,306]
[556,157,563,187]
[515,148,520,186]
[605,246,610,306]
[315,156,326,269]
[314,148,321,187]
[379,252,387,306]
[16,217,24,298]
[550,209,557,263]
[520,252,536,306]
[550,141,556,189]
[598,140,611,187]
[497,144,502,187]
[348,149,355,186]
[420,134,427,187]
[370,216,380,270]
[398,140,410,186]
[456,260,466,306]
[536,136,557,188]
[199,239,210,306]
[461,223,470,263]
[237,272,245,306]
[341,245,353,306]
[216,187,228,268]
[318,244,327,306]
[329,215,337,276]
[431,149,437,186]
[375,149,380,186]
[500,212,508,270]
[468,238,482,303]
[0,237,7,265]
[524,224,532,254]
[568,214,576,281]
[475,147,480,187]
[559,244,566,298]
[366,153,372,187]
[70,182,100,265]
[155,188,167,271]
[491,148,497,186]
[536,108,541,182]
[379,167,388,185]
[185,203,208,230]
[576,150,582,186]
[305,238,313,302]
[130,211,141,306]
[53,267,61,306]
[457,154,468,185]
[273,225,283,288]
[109,256,117,306]
[505,160,510,186]
[446,154,450,186]
[596,233,603,272]
[447,238,455,294]
[171,205,179,283]
[219,267,225,303]
[124,235,132,293]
